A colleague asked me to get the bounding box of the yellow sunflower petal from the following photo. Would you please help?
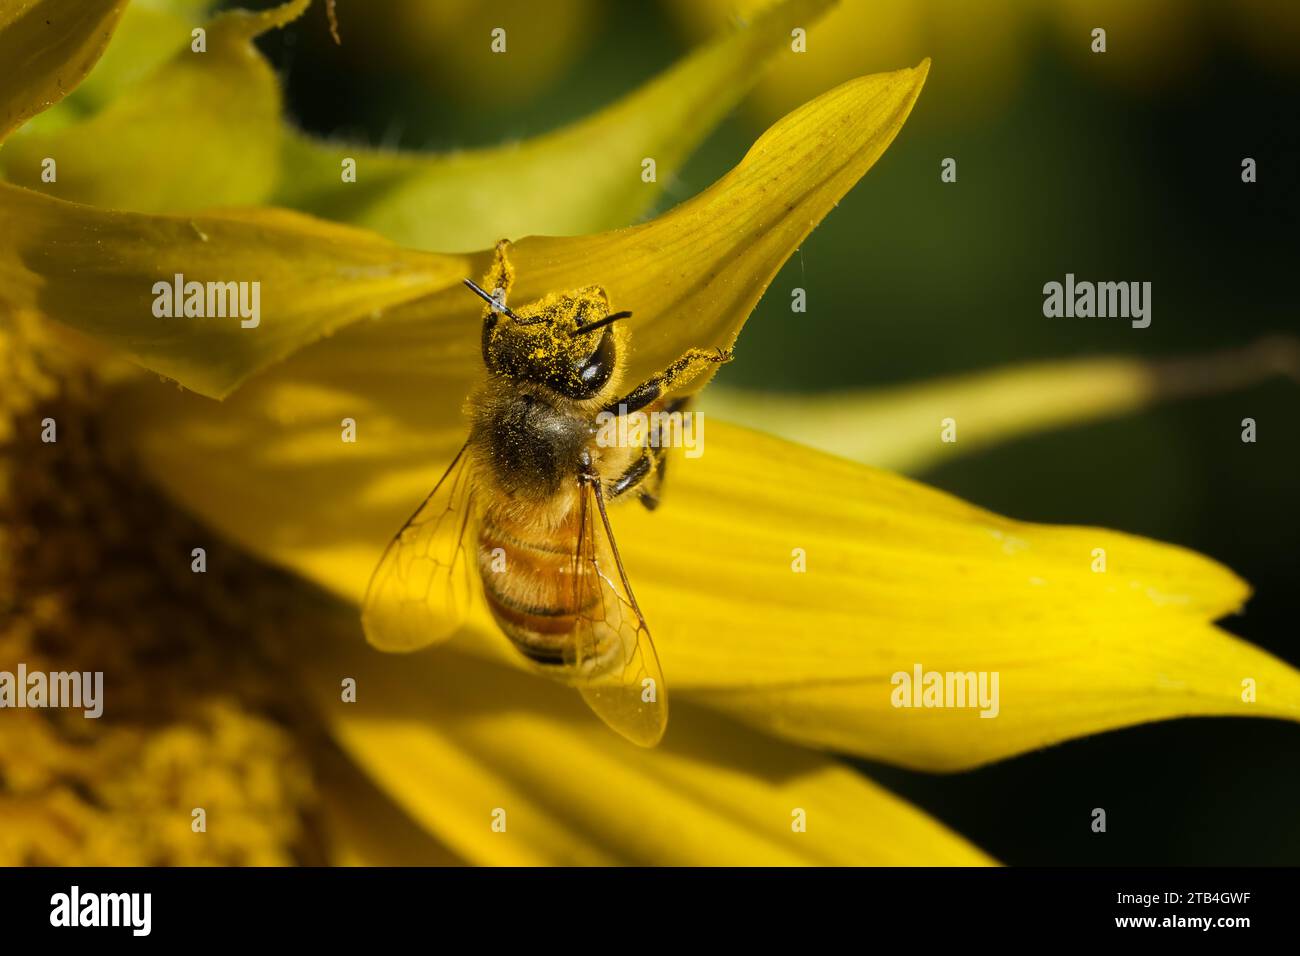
[612,422,1300,770]
[0,184,466,398]
[700,620,1300,772]
[314,736,464,866]
[462,62,931,386]
[4,58,925,402]
[2,0,310,210]
[113,355,1298,773]
[271,61,928,396]
[274,0,836,250]
[0,0,128,141]
[296,618,993,865]
[700,337,1300,473]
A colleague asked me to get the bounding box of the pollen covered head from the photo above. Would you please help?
[472,241,628,401]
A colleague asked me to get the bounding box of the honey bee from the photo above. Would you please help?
[362,240,730,746]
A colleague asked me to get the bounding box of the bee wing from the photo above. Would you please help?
[362,442,478,652]
[566,475,669,747]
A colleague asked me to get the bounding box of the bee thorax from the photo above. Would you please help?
[469,387,588,504]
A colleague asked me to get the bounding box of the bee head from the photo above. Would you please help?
[465,243,630,401]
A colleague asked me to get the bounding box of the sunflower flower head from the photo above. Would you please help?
[0,325,323,865]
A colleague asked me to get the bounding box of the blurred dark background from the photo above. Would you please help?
[250,0,1299,864]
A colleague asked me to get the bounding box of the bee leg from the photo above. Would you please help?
[607,392,693,509]
[607,450,654,501]
[634,395,692,510]
[634,446,668,511]
[604,347,732,414]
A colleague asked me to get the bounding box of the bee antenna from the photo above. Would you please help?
[570,310,632,336]
[463,278,522,321]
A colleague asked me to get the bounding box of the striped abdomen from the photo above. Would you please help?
[477,504,595,668]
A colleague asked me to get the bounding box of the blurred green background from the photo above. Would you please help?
[251,0,1299,864]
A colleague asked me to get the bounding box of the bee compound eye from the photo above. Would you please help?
[538,327,615,399]
[576,329,616,391]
